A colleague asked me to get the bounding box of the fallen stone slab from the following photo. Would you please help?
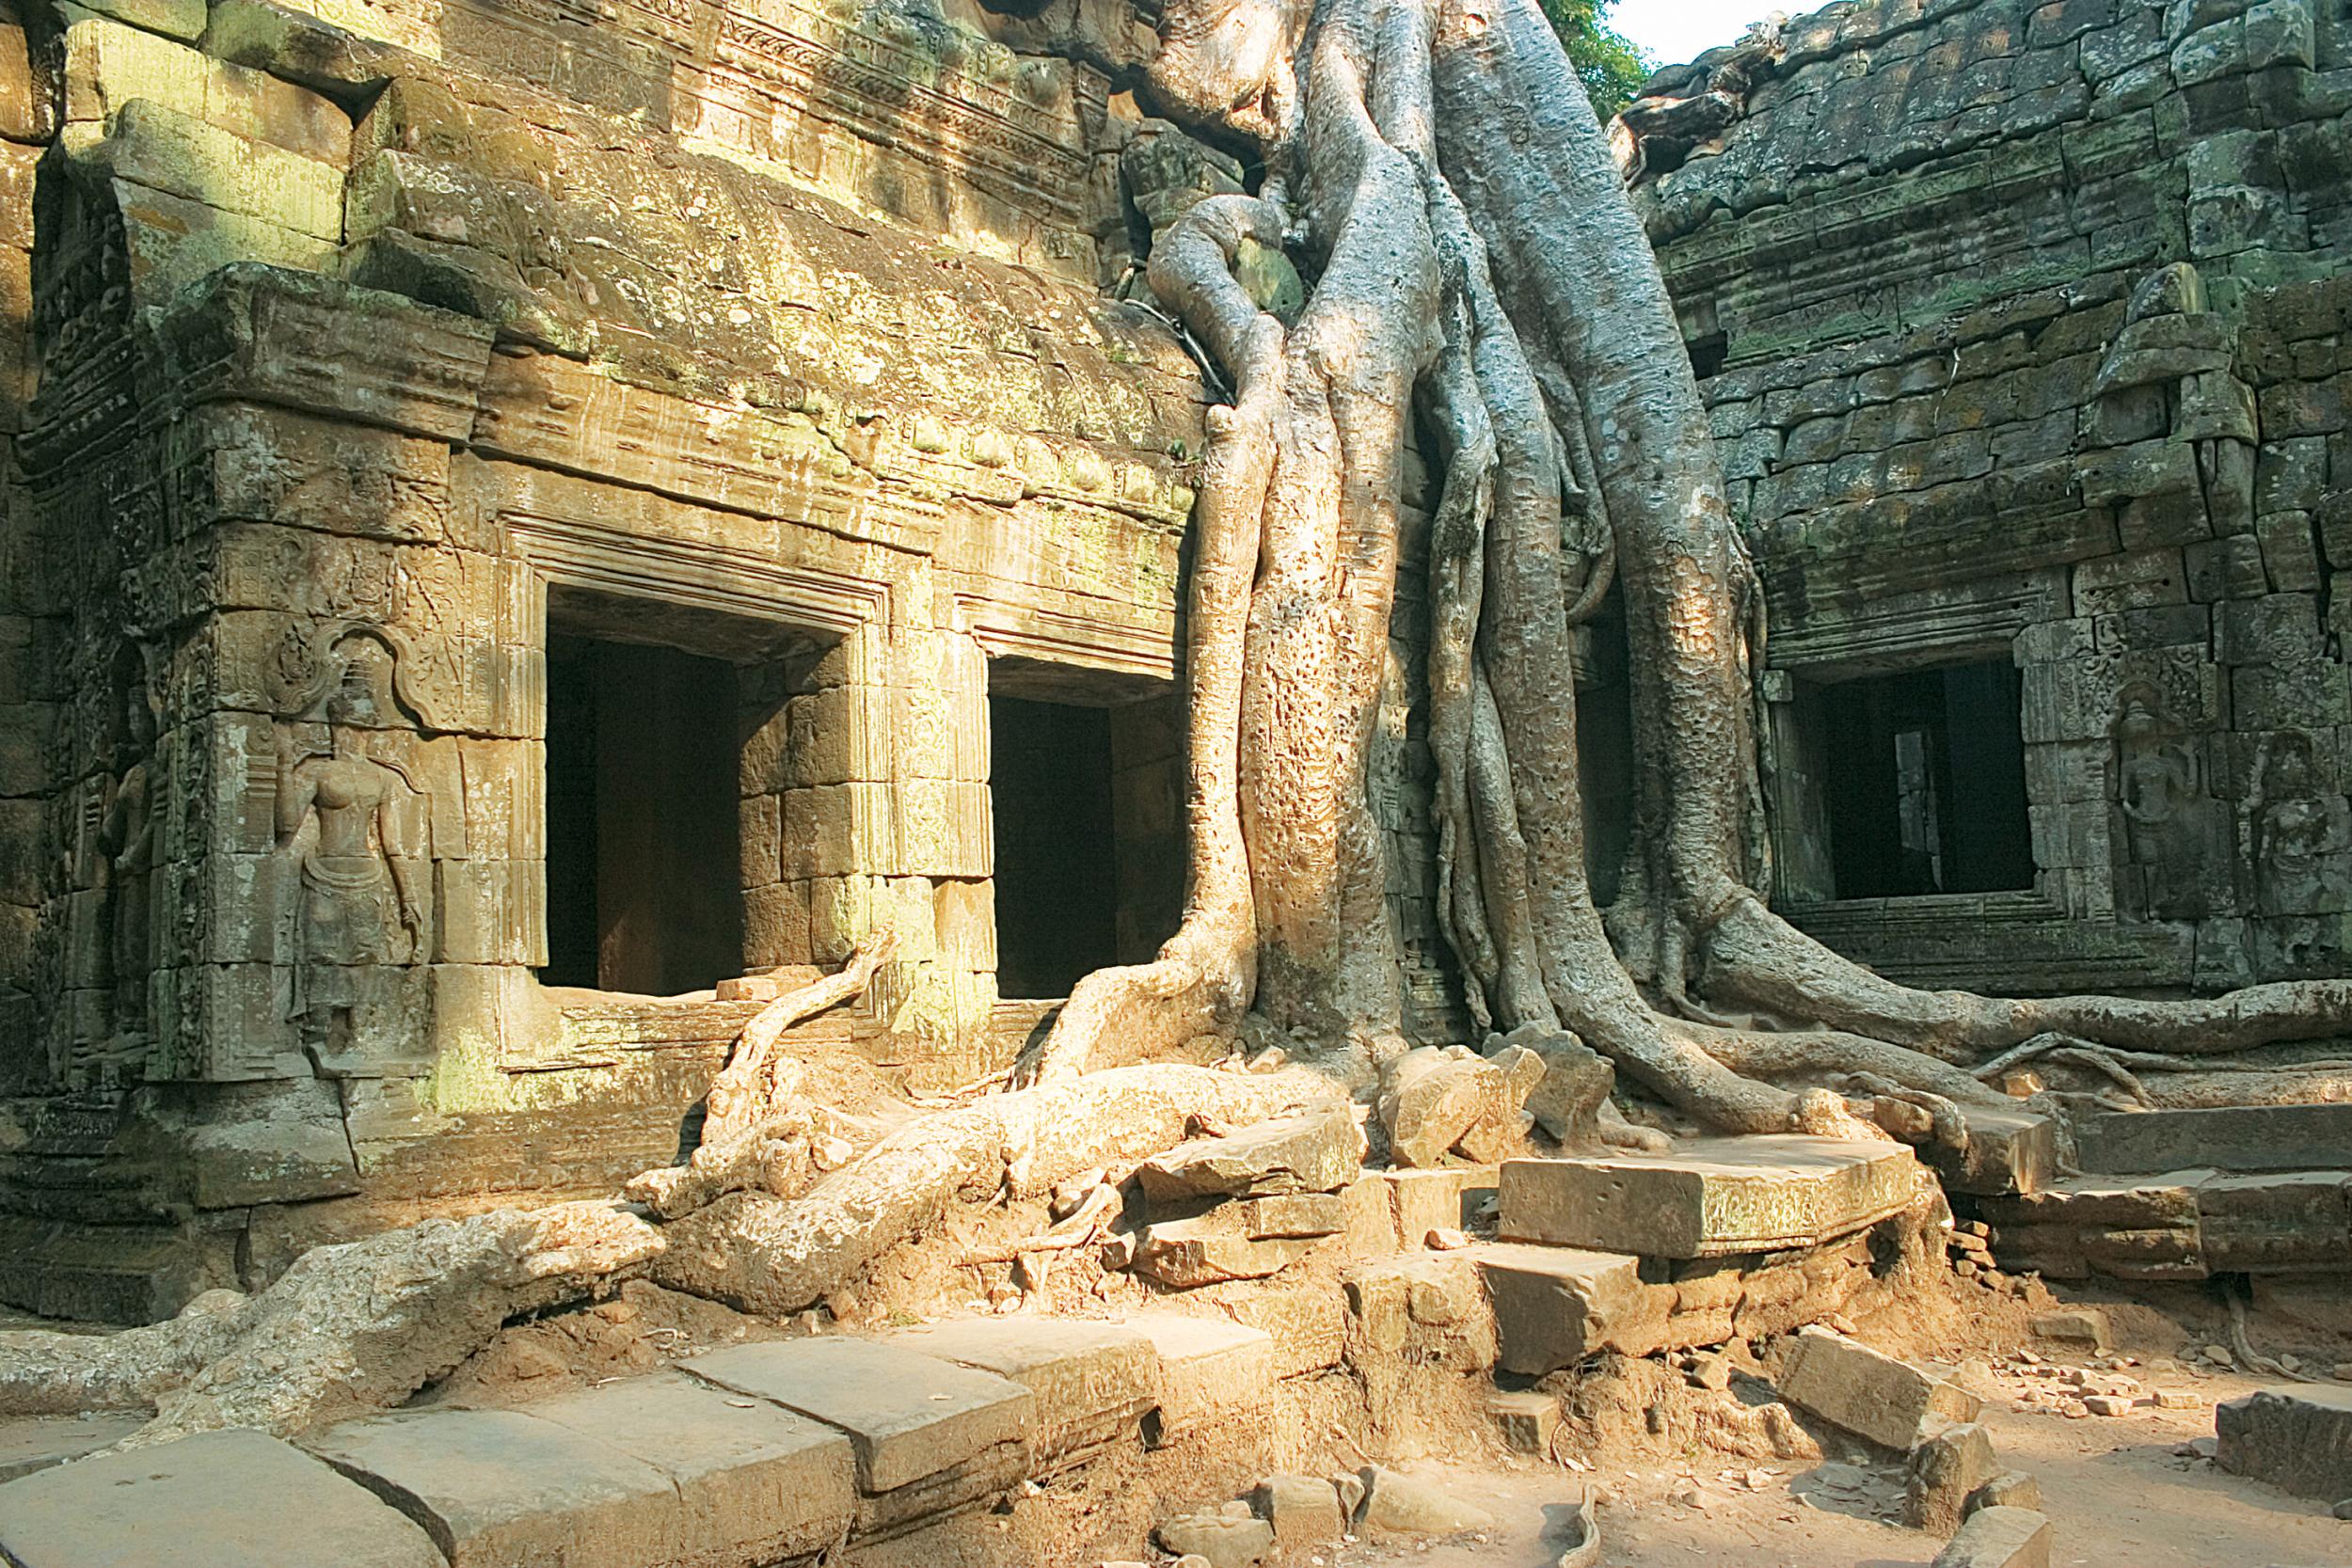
[2216,1386,2352,1500]
[1500,1135,1921,1259]
[2029,1308,2111,1354]
[2074,1102,2352,1176]
[1136,1103,1363,1203]
[1120,1312,1278,1441]
[0,1413,147,1484]
[304,1407,685,1568]
[1775,1328,1982,1450]
[1518,1033,1614,1146]
[526,1370,858,1566]
[1471,1243,1662,1376]
[0,1427,442,1568]
[1931,1505,2051,1568]
[687,1335,1040,1504]
[883,1317,1155,1469]
[1135,1216,1312,1288]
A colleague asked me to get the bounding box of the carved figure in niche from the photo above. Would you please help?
[2249,731,2350,919]
[96,650,161,1040]
[2114,681,2230,920]
[274,631,429,1067]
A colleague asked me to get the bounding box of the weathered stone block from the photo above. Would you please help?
[303,1408,684,1568]
[1135,1216,1311,1288]
[1776,1328,1983,1450]
[1136,1103,1363,1203]
[1120,1312,1278,1439]
[0,1428,440,1568]
[2197,1171,2352,1270]
[1473,1242,1661,1376]
[684,1338,1030,1497]
[2074,1101,2352,1173]
[1931,1506,2052,1568]
[1907,1419,2000,1533]
[64,14,349,165]
[1237,1191,1348,1238]
[528,1371,858,1568]
[2217,1385,2352,1499]
[1382,1165,1498,1247]
[1498,1136,1921,1259]
[86,97,345,241]
[884,1318,1154,1469]
[1253,1474,1345,1547]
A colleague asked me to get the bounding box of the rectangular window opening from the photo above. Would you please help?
[988,680,1183,1001]
[1818,661,2035,899]
[542,626,745,995]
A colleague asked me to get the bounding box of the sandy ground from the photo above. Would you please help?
[1324,1368,2350,1568]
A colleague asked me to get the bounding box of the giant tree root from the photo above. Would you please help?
[652,1065,1333,1313]
[0,1068,1327,1444]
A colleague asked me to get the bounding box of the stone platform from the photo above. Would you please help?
[0,1314,1282,1568]
[1499,1136,1925,1259]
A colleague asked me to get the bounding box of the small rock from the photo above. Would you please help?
[2153,1389,2202,1410]
[2083,1395,2133,1417]
[2280,1354,2304,1373]
[2333,1499,2352,1521]
[1425,1227,1474,1251]
[1355,1465,1498,1536]
[2203,1343,2235,1368]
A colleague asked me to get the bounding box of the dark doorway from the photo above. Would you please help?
[1820,661,2034,898]
[542,633,743,994]
[990,693,1121,999]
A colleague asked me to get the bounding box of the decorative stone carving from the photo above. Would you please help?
[2114,680,2233,921]
[271,627,437,1074]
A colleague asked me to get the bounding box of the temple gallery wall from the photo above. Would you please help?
[0,0,2344,1321]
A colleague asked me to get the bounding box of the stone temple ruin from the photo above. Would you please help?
[0,0,2349,1562]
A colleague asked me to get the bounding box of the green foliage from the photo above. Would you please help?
[1539,0,1653,120]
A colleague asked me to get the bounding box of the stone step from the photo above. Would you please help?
[1499,1135,1923,1259]
[1981,1166,2352,1279]
[1117,1311,1279,1442]
[882,1317,1156,1471]
[2074,1102,2352,1177]
[305,1405,722,1568]
[683,1338,1031,1541]
[0,1427,442,1568]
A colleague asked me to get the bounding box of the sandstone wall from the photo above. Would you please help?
[1637,0,2352,994]
[0,0,1261,1319]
